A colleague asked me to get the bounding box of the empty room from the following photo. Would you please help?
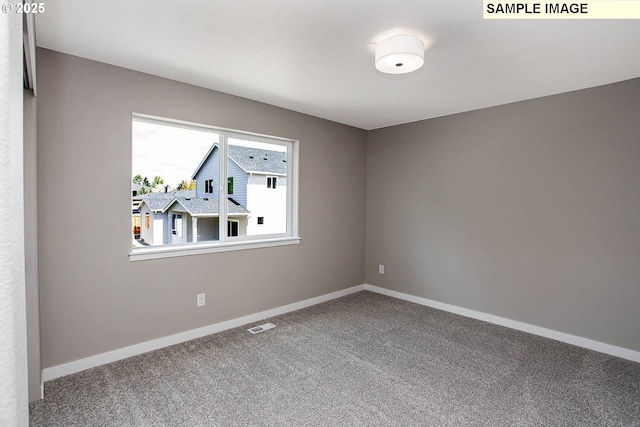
[2,1,640,426]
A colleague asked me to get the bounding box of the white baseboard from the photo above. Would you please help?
[42,285,366,382]
[363,284,640,363]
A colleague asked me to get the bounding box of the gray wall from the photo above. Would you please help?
[37,48,367,368]
[24,89,41,402]
[366,78,640,352]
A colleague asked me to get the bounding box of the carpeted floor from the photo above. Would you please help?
[30,291,640,426]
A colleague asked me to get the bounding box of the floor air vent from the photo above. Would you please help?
[247,323,276,334]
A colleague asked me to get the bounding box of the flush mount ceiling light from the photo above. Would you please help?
[375,35,425,75]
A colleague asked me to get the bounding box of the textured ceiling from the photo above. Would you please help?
[35,0,640,130]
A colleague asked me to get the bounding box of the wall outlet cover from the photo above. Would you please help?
[196,293,206,307]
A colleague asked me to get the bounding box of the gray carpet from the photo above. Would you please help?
[30,291,640,426]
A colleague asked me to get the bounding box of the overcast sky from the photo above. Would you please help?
[132,120,215,188]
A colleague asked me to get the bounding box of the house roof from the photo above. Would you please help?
[228,145,287,175]
[138,190,196,212]
[139,198,170,212]
[192,144,287,178]
[164,197,250,217]
[145,190,196,199]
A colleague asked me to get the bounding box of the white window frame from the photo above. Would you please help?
[130,114,300,261]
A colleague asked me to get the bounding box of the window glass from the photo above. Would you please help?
[131,115,297,259]
[227,220,239,237]
[227,177,234,194]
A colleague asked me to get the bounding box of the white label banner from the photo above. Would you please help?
[484,1,640,19]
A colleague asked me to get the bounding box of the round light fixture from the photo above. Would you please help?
[375,35,425,75]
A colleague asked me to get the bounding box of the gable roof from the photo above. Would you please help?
[138,190,196,212]
[163,197,250,217]
[191,143,218,180]
[138,198,169,212]
[192,143,287,178]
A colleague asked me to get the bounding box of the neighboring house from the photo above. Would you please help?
[137,191,252,246]
[192,144,287,236]
[137,191,188,246]
[163,196,250,244]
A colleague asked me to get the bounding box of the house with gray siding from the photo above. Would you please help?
[136,188,251,246]
[192,143,288,236]
[137,190,194,246]
[163,196,250,244]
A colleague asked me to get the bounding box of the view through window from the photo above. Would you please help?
[131,116,294,255]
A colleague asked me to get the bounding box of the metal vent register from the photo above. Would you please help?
[247,323,276,334]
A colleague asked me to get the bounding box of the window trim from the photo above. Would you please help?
[130,237,301,261]
[130,113,300,261]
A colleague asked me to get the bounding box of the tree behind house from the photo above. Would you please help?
[177,179,196,191]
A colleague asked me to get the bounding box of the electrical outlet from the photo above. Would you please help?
[379,264,385,274]
[196,293,206,307]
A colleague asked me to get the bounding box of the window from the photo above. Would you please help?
[145,213,150,229]
[227,177,234,195]
[204,179,213,194]
[172,214,183,237]
[267,176,277,189]
[227,220,239,237]
[130,114,300,261]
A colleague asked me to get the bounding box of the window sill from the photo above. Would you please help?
[129,236,301,261]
